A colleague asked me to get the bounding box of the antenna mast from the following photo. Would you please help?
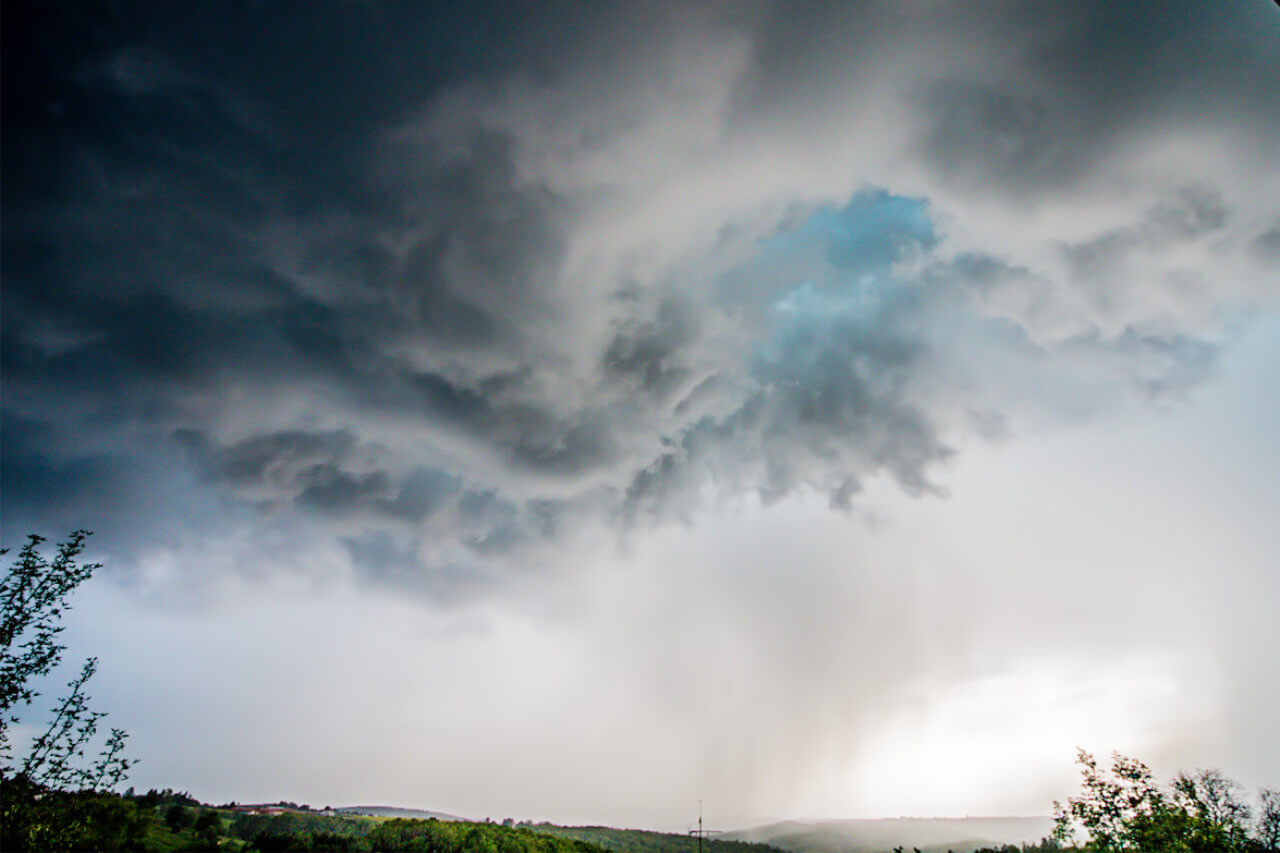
[690,800,718,853]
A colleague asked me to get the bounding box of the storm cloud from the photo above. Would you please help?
[8,1,1275,592]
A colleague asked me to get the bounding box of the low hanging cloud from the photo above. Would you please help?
[3,0,1278,598]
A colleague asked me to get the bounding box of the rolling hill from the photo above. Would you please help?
[721,816,1055,853]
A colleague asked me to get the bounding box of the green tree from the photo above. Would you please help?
[1052,749,1263,852]
[1170,768,1252,849]
[194,808,222,834]
[0,774,157,851]
[1,532,138,851]
[166,803,196,832]
[1052,750,1164,851]
[0,531,133,790]
[1258,788,1280,852]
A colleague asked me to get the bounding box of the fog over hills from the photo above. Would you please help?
[328,809,1056,853]
[723,817,1055,853]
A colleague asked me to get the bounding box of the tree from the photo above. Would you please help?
[1052,749,1269,852]
[1052,750,1166,851]
[1258,788,1280,852]
[0,531,133,789]
[0,776,158,851]
[1171,768,1252,849]
[165,803,196,832]
[194,807,224,847]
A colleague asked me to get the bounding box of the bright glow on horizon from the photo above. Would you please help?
[843,654,1214,818]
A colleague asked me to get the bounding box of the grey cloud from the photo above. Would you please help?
[380,468,464,523]
[920,241,1230,417]
[603,296,701,402]
[343,532,496,602]
[377,131,570,356]
[176,428,388,517]
[909,2,1280,196]
[1069,329,1220,403]
[1,415,141,525]
[921,81,1069,191]
[1052,185,1240,333]
[295,467,392,515]
[4,0,1277,600]
[198,430,356,486]
[1065,187,1230,283]
[1147,187,1228,240]
[1064,231,1143,289]
[620,264,952,521]
[176,429,465,525]
[1254,226,1280,262]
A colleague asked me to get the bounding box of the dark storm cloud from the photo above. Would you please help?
[913,1,1280,195]
[176,428,377,512]
[1,415,141,521]
[921,81,1068,190]
[3,0,1276,594]
[175,428,488,528]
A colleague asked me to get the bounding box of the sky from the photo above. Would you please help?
[3,0,1279,831]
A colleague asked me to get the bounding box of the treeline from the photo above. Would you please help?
[1,775,164,851]
[527,824,780,853]
[0,783,626,853]
[968,841,1063,853]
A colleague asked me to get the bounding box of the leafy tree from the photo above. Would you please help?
[0,531,134,791]
[0,774,157,851]
[310,830,359,850]
[1052,749,1268,852]
[194,808,223,834]
[1170,768,1252,849]
[1258,788,1280,852]
[1052,751,1163,851]
[166,803,197,831]
[1,532,138,851]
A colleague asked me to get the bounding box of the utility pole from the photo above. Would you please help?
[689,800,718,853]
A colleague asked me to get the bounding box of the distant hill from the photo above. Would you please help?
[336,804,464,821]
[529,823,785,853]
[721,817,1055,853]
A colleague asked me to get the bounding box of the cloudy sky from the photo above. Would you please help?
[3,0,1279,830]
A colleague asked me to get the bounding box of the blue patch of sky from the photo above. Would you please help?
[742,188,937,372]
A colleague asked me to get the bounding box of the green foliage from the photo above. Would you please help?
[1052,749,1269,852]
[1258,788,1280,852]
[223,813,626,853]
[0,532,143,850]
[232,810,368,843]
[166,804,197,832]
[0,773,158,851]
[135,788,204,809]
[194,809,223,833]
[0,531,134,791]
[362,818,606,853]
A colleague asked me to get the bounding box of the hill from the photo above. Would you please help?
[529,823,785,853]
[337,805,464,821]
[721,817,1055,853]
